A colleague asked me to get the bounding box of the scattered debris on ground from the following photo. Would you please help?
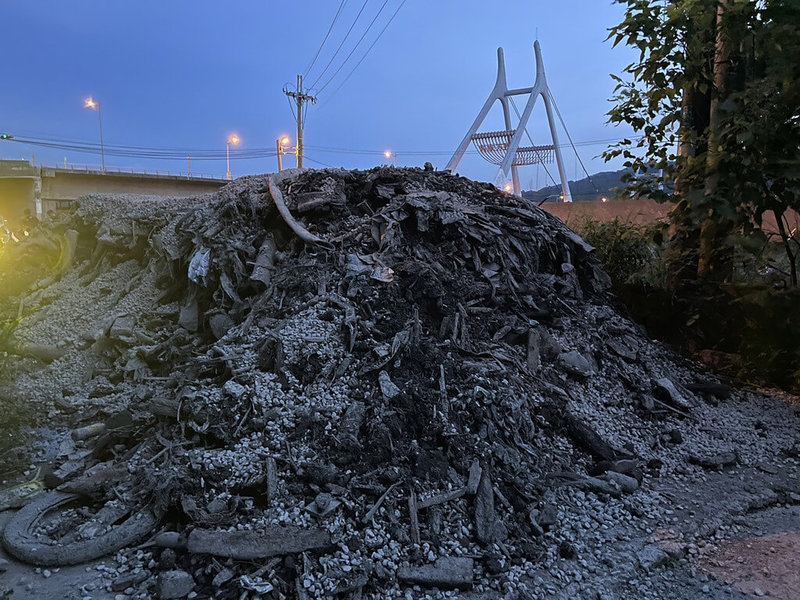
[0,167,798,600]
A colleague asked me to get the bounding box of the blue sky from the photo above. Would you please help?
[1,1,637,189]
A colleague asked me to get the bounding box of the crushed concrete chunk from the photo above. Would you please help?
[187,526,333,559]
[397,557,473,590]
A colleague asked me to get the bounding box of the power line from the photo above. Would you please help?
[317,0,407,109]
[303,0,348,79]
[307,0,370,92]
[315,0,392,96]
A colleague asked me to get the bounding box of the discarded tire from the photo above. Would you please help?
[1,491,162,566]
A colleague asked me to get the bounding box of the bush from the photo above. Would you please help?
[573,218,668,291]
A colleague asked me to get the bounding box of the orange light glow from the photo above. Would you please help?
[84,98,98,109]
[384,150,393,159]
[229,135,240,145]
[601,197,608,203]
[280,136,290,146]
[504,184,513,192]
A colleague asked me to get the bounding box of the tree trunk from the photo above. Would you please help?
[774,208,798,287]
[698,0,731,281]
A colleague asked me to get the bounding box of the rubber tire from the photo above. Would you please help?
[1,491,162,566]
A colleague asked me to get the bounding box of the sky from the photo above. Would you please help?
[0,1,638,191]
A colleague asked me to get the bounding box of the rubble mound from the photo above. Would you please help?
[1,167,799,599]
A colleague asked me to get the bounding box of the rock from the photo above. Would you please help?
[607,337,638,362]
[158,570,194,599]
[466,460,482,496]
[538,504,559,529]
[378,370,401,399]
[602,471,639,493]
[187,525,333,559]
[208,313,235,339]
[474,471,503,544]
[222,380,247,400]
[152,531,185,549]
[652,378,693,412]
[111,572,149,592]
[689,451,738,470]
[637,545,669,572]
[212,568,235,588]
[557,350,594,378]
[0,558,8,572]
[559,541,577,559]
[397,557,473,590]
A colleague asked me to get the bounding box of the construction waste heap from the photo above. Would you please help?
[0,167,799,600]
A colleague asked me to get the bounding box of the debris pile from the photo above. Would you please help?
[1,167,799,600]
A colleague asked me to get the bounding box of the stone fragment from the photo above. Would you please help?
[636,545,670,572]
[112,572,148,592]
[557,350,594,378]
[652,378,693,412]
[158,570,194,599]
[397,557,473,590]
[474,471,505,544]
[208,313,235,339]
[466,460,482,496]
[689,451,738,470]
[187,526,332,559]
[378,370,401,399]
[602,471,639,493]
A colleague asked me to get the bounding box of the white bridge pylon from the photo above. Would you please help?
[445,41,573,201]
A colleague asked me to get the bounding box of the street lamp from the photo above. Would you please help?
[383,150,398,166]
[277,135,291,172]
[84,97,105,171]
[226,134,240,180]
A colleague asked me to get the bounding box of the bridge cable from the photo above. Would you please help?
[508,96,558,188]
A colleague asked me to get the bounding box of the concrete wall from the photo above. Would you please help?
[1,160,227,227]
[40,171,224,202]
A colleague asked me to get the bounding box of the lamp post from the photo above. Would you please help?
[277,136,291,172]
[226,134,240,180]
[84,98,105,171]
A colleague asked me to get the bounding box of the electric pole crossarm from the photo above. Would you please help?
[283,74,317,169]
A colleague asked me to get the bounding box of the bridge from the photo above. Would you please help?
[0,159,228,227]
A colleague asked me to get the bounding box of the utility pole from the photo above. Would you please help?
[283,75,316,169]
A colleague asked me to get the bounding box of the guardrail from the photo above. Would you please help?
[36,162,226,181]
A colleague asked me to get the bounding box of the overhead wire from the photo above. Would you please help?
[303,0,349,79]
[307,0,371,92]
[317,0,407,109]
[314,0,392,96]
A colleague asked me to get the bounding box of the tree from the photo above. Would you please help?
[604,0,800,287]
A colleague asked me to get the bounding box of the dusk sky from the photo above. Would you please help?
[1,1,638,191]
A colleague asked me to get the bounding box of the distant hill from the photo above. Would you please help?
[522,169,628,203]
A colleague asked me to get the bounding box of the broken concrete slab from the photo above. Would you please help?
[397,557,474,590]
[186,526,333,560]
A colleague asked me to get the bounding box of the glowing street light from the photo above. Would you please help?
[601,197,608,203]
[277,135,293,172]
[226,134,240,180]
[384,149,397,166]
[84,97,105,171]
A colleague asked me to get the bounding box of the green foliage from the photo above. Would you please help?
[605,0,800,286]
[574,218,668,289]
